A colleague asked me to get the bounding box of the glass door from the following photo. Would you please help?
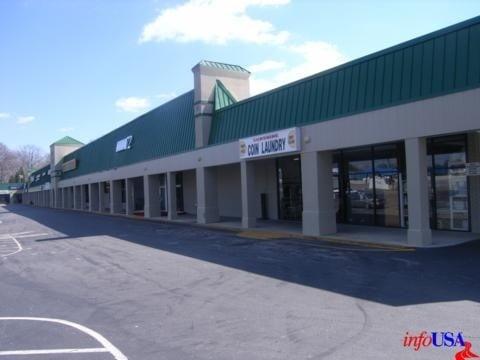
[428,135,469,231]
[277,156,302,221]
[373,144,401,227]
[159,174,167,214]
[337,143,404,227]
[346,154,375,226]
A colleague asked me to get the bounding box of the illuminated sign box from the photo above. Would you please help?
[239,127,301,159]
[62,159,77,172]
[116,135,133,152]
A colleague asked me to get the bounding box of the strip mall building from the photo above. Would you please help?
[23,17,480,246]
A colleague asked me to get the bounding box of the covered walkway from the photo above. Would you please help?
[135,214,480,248]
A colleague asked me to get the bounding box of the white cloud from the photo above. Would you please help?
[16,115,35,124]
[139,0,290,45]
[0,112,10,119]
[115,97,150,113]
[58,127,75,133]
[249,60,285,73]
[250,41,347,95]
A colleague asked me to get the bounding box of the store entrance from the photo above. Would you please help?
[427,134,469,231]
[277,155,302,221]
[334,142,405,227]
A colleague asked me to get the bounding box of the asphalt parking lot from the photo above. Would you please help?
[0,204,479,360]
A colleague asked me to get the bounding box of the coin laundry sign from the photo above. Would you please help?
[239,127,301,159]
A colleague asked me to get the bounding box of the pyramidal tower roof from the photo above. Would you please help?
[51,136,84,146]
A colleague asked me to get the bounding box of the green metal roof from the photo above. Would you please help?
[52,136,84,146]
[29,165,51,187]
[199,60,250,73]
[61,91,196,180]
[209,15,480,145]
[214,80,237,110]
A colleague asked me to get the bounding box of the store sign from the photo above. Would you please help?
[466,162,480,176]
[239,127,301,159]
[116,135,133,152]
[62,159,77,173]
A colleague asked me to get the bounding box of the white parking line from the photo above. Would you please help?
[0,236,23,257]
[8,231,35,236]
[13,233,50,239]
[0,317,128,359]
[0,348,109,355]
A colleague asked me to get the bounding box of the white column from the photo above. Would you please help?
[405,137,432,246]
[301,151,337,236]
[241,161,256,228]
[73,186,80,209]
[167,172,178,220]
[62,188,67,208]
[196,167,219,224]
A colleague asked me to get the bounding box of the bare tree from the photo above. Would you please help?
[0,144,49,183]
[0,143,17,182]
[15,145,49,175]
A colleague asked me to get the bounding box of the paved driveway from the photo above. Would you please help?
[0,204,478,359]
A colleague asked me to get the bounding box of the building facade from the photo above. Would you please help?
[0,183,24,204]
[23,16,480,246]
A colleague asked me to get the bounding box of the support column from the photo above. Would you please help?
[55,189,62,208]
[73,186,80,209]
[167,172,178,220]
[49,189,55,208]
[72,187,76,209]
[126,178,134,216]
[196,167,219,224]
[70,187,75,208]
[98,182,105,212]
[89,183,99,212]
[110,180,122,214]
[301,151,337,236]
[62,188,67,208]
[468,132,480,233]
[144,175,161,218]
[241,161,256,228]
[80,185,86,210]
[405,137,432,246]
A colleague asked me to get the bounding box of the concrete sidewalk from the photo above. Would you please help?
[121,212,480,249]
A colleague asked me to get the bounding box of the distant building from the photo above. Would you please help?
[0,183,25,204]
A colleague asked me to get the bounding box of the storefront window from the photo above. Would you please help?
[159,174,166,212]
[277,156,302,221]
[374,144,401,227]
[335,142,404,228]
[345,147,375,225]
[428,135,469,231]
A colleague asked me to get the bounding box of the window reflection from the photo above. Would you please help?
[428,135,469,231]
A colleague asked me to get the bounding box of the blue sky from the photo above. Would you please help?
[1,0,479,151]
